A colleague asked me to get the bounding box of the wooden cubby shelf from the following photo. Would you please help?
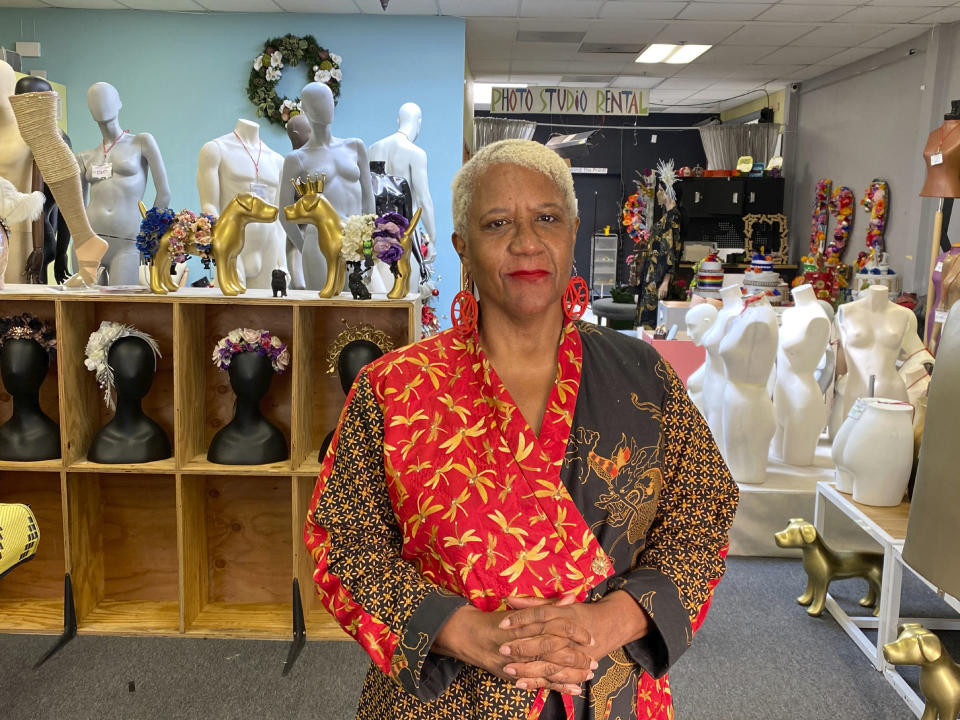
[0,287,419,640]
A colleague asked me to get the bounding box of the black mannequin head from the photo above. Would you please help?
[948,100,960,120]
[1,338,50,395]
[229,351,274,401]
[337,340,384,395]
[14,76,52,95]
[109,336,156,402]
[369,161,386,174]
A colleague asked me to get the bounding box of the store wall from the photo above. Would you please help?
[721,89,786,125]
[0,9,465,307]
[790,51,925,280]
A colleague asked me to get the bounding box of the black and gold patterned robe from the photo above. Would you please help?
[632,208,682,329]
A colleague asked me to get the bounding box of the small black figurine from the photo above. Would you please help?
[271,268,287,297]
[348,261,371,300]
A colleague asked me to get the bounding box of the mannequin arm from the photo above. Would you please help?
[355,140,375,215]
[76,151,90,206]
[196,141,223,216]
[139,133,171,208]
[409,149,436,242]
[278,153,306,253]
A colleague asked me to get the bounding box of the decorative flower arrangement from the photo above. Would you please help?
[826,185,854,259]
[372,211,408,275]
[0,313,56,356]
[212,328,289,374]
[341,214,376,263]
[247,34,341,127]
[861,179,888,253]
[136,206,175,261]
[622,189,648,250]
[810,179,830,256]
[166,209,218,265]
[84,321,161,409]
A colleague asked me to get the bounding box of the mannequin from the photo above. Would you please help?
[286,114,311,150]
[837,284,911,420]
[88,336,171,464]
[0,61,35,284]
[278,83,374,291]
[0,338,60,461]
[77,82,171,285]
[814,300,837,395]
[683,303,717,415]
[927,244,960,354]
[284,113,311,289]
[632,160,681,328]
[719,293,779,484]
[198,119,288,290]
[701,284,744,450]
[208,351,287,465]
[920,100,960,198]
[318,339,385,461]
[773,284,830,466]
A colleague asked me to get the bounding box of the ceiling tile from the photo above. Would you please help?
[650,89,696,101]
[793,25,889,46]
[122,0,204,7]
[675,63,801,79]
[470,59,512,73]
[440,0,518,16]
[868,0,952,4]
[0,0,52,6]
[468,18,519,36]
[695,45,779,64]
[353,0,438,12]
[519,0,602,18]
[597,1,683,19]
[778,0,865,4]
[722,24,817,45]
[511,43,581,60]
[860,25,931,47]
[654,21,744,44]
[510,59,582,73]
[204,0,282,9]
[566,57,633,72]
[677,2,771,21]
[708,80,770,91]
[657,77,715,90]
[788,65,836,80]
[610,75,666,88]
[471,74,511,83]
[515,17,599,31]
[685,90,736,101]
[44,0,127,7]
[757,46,837,65]
[509,74,564,84]
[754,4,857,22]
[582,21,666,44]
[819,46,885,66]
[914,7,960,22]
[834,6,942,22]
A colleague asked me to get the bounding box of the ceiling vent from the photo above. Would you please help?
[515,30,587,43]
[579,42,645,54]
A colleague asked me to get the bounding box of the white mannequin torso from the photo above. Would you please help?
[0,61,35,284]
[701,284,744,448]
[684,303,717,415]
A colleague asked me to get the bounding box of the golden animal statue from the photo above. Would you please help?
[283,173,422,299]
[884,624,960,720]
[146,193,278,296]
[774,518,883,617]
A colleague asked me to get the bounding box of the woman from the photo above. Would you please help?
[304,139,738,720]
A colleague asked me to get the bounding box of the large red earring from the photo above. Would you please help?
[451,290,479,334]
[563,276,589,322]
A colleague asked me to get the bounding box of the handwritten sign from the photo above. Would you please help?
[493,86,649,116]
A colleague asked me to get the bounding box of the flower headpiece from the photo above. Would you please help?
[137,206,175,260]
[341,214,376,263]
[325,324,395,375]
[84,321,161,409]
[656,159,678,203]
[372,212,409,266]
[212,328,289,373]
[0,314,56,357]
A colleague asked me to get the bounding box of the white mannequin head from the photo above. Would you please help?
[301,82,335,125]
[686,304,718,345]
[87,82,122,122]
[397,102,422,142]
[286,113,311,149]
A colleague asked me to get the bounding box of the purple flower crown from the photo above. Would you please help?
[212,328,289,373]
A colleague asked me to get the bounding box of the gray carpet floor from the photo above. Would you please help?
[0,557,957,719]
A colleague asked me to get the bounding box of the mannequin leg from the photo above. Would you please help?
[8,92,107,285]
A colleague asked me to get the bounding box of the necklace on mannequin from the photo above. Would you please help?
[92,129,127,180]
[233,129,268,199]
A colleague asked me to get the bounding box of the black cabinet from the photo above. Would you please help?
[677,177,785,251]
[744,177,785,214]
[682,178,746,217]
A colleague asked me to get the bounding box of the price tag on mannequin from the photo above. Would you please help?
[248,182,270,200]
[931,153,944,166]
[935,309,949,324]
[92,163,113,179]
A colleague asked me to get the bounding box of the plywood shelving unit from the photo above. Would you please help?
[0,287,419,641]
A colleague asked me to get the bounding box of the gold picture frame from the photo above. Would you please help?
[743,213,789,265]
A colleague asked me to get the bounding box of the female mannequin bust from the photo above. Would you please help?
[197,119,288,290]
[278,83,374,291]
[701,284,744,450]
[719,293,778,484]
[77,82,171,285]
[773,284,830,466]
[88,336,171,464]
[209,351,287,465]
[837,284,911,420]
[0,61,35,285]
[921,101,960,198]
[0,338,60,461]
[684,303,717,415]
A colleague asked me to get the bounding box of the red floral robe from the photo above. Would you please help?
[304,321,738,720]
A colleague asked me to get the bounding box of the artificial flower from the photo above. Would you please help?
[331,68,342,82]
[314,69,331,83]
[270,50,283,67]
[253,55,263,71]
[212,328,288,374]
[330,53,341,65]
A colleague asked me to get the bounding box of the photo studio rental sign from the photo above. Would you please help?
[493,86,649,116]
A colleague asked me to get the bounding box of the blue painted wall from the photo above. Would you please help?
[0,9,465,309]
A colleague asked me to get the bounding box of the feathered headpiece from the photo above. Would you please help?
[0,314,57,357]
[84,321,161,409]
[656,159,678,203]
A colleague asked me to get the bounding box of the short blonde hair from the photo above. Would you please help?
[451,139,577,238]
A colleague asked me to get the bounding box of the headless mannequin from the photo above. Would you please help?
[683,303,717,415]
[77,82,171,285]
[837,284,911,420]
[0,338,60,461]
[278,83,374,291]
[208,351,287,465]
[701,284,744,450]
[719,294,779,484]
[88,337,171,464]
[927,244,960,353]
[318,339,384,461]
[920,101,960,198]
[198,119,288,290]
[773,284,830,466]
[284,114,312,289]
[0,61,35,284]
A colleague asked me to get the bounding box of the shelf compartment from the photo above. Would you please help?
[0,472,65,632]
[67,458,176,474]
[67,473,179,634]
[180,475,293,639]
[57,301,175,467]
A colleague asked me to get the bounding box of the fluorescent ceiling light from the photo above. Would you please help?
[473,82,527,105]
[635,44,712,64]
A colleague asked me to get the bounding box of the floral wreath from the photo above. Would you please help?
[325,324,395,375]
[84,321,161,409]
[0,313,56,357]
[861,179,888,253]
[826,185,854,259]
[247,34,341,127]
[212,328,289,374]
[809,179,831,256]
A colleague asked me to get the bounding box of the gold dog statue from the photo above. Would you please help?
[884,624,960,720]
[149,193,278,297]
[774,518,883,617]
[284,173,422,299]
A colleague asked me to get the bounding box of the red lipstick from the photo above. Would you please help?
[507,270,550,279]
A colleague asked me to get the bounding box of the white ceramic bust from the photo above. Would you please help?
[719,293,778,485]
[773,284,831,466]
[684,303,717,415]
[76,82,171,285]
[278,82,374,291]
[0,61,34,285]
[197,119,288,289]
[701,284,744,450]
